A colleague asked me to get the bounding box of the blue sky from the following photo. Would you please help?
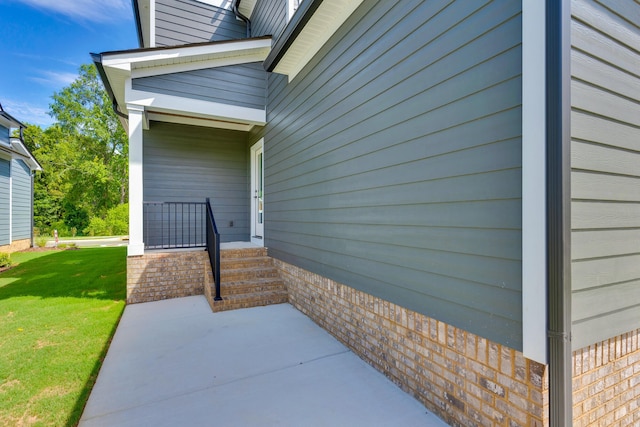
[1,0,139,127]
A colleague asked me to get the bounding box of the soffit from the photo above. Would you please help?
[265,0,364,81]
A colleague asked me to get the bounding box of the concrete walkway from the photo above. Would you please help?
[79,296,448,427]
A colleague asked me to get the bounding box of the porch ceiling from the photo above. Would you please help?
[93,37,271,132]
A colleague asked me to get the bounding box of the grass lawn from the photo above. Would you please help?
[0,247,126,427]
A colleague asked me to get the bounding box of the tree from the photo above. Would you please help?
[50,64,128,216]
[21,64,128,236]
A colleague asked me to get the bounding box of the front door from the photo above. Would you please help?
[250,140,264,245]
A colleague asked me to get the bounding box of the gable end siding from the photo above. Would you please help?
[155,0,246,46]
[251,0,287,40]
[261,0,524,349]
[143,122,250,243]
[132,63,267,110]
[570,0,640,349]
[10,159,31,240]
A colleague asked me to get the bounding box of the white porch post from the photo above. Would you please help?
[127,104,145,256]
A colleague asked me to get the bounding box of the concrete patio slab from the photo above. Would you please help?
[79,296,448,426]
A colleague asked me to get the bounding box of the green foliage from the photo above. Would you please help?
[22,64,128,236]
[0,247,126,426]
[0,253,11,268]
[35,236,48,248]
[84,203,129,236]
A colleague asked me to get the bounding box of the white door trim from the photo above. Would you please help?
[250,139,264,246]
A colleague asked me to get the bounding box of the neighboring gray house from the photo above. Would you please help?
[0,104,41,253]
[94,1,640,425]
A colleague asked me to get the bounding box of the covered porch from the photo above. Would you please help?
[93,37,272,306]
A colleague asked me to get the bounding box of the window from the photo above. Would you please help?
[287,0,302,21]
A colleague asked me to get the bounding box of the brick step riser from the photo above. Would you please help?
[221,258,273,270]
[220,249,268,259]
[221,282,286,296]
[221,270,280,282]
[211,292,288,312]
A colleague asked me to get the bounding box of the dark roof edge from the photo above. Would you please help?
[97,35,272,57]
[263,0,323,72]
[132,0,145,48]
[0,104,26,129]
[91,53,128,120]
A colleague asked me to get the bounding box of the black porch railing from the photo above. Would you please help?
[143,201,207,249]
[205,198,222,301]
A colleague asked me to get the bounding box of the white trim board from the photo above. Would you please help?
[522,0,548,365]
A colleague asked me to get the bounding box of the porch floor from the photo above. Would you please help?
[79,296,448,426]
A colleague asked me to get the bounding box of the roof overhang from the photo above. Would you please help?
[7,138,42,171]
[264,0,364,81]
[0,107,25,130]
[93,36,272,132]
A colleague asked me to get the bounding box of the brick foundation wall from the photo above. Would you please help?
[275,259,548,427]
[0,238,32,254]
[126,251,208,304]
[572,329,640,427]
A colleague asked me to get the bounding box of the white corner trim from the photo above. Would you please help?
[522,0,547,365]
[149,0,156,48]
[127,106,145,257]
[125,87,266,125]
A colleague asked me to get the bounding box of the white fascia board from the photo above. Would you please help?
[130,50,269,79]
[522,0,547,365]
[101,38,272,72]
[126,87,266,125]
[274,0,363,81]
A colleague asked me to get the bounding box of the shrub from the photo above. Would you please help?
[36,237,48,248]
[84,204,128,236]
[0,253,11,268]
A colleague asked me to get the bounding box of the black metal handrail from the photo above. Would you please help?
[143,201,206,249]
[205,198,222,301]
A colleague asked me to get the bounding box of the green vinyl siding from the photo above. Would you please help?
[143,122,249,243]
[570,0,640,349]
[259,0,524,349]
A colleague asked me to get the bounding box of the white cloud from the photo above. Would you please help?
[1,99,53,128]
[31,70,78,87]
[15,0,131,23]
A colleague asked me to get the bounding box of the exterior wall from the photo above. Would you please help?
[260,0,524,349]
[0,238,31,254]
[11,159,31,240]
[132,63,267,110]
[155,0,246,46]
[143,121,250,243]
[275,259,548,427]
[126,250,208,303]
[570,0,640,349]
[251,0,287,39]
[572,329,640,427]
[0,158,10,245]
